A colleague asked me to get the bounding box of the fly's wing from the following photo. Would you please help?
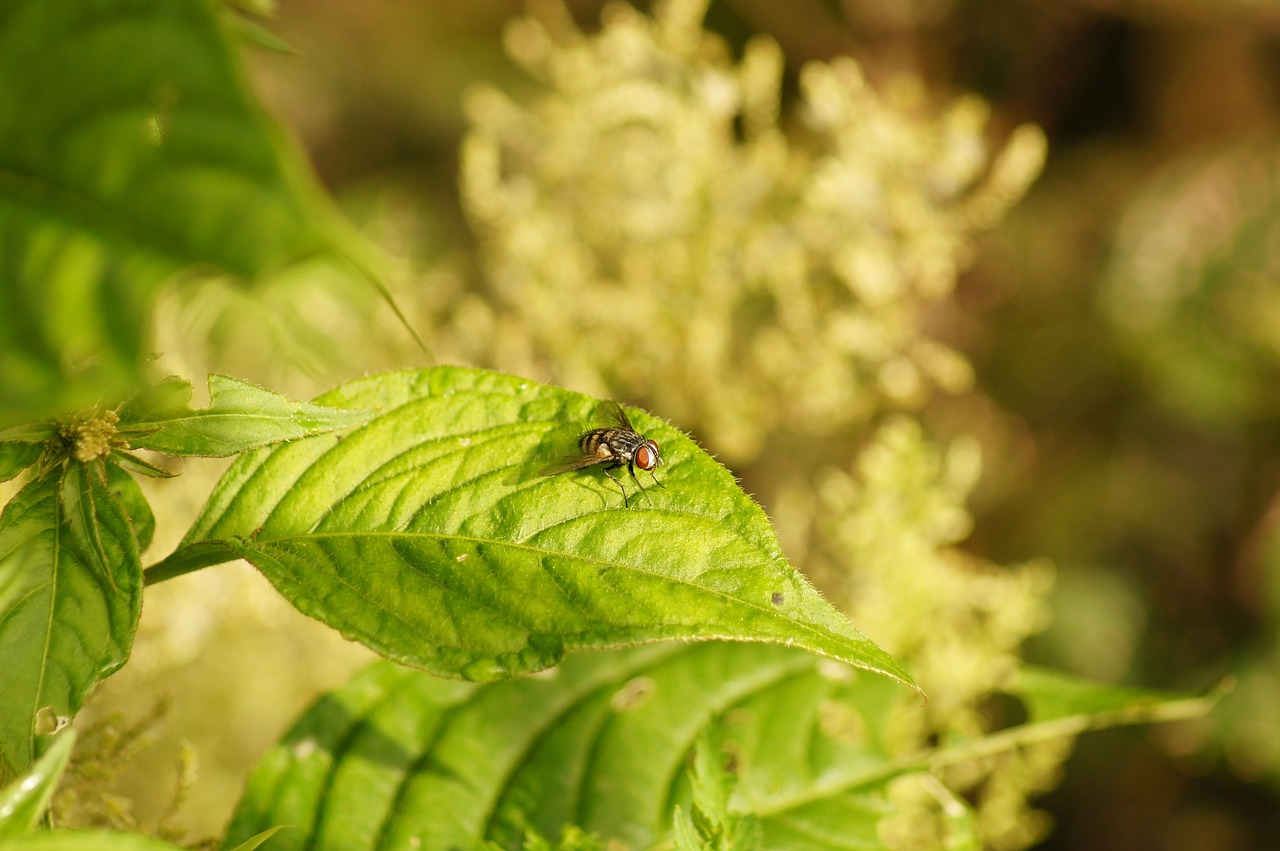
[599,400,634,432]
[539,452,607,477]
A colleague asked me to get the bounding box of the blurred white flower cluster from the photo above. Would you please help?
[819,419,1057,849]
[459,0,1045,462]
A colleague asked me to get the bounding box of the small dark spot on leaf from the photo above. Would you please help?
[771,592,784,605]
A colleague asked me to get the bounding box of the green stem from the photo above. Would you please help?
[143,541,239,585]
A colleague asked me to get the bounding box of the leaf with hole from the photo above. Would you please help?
[0,467,141,778]
[150,366,915,688]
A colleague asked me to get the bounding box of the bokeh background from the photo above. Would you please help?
[73,1,1280,849]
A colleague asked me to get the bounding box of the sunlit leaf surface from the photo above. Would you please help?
[152,367,915,687]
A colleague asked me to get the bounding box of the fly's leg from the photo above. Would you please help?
[603,466,630,507]
[627,462,656,507]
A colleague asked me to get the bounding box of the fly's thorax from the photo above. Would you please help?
[611,430,647,458]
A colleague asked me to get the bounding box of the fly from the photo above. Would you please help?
[541,401,665,507]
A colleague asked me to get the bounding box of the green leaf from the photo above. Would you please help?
[224,826,290,851]
[0,443,39,483]
[672,807,705,851]
[151,366,915,688]
[223,644,902,851]
[0,831,187,850]
[0,0,337,424]
[675,733,763,850]
[0,469,142,778]
[223,647,1217,851]
[223,9,297,56]
[0,730,75,837]
[1002,665,1221,734]
[108,449,174,481]
[119,374,374,457]
[104,464,155,554]
[0,425,56,444]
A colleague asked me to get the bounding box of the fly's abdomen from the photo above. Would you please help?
[580,428,619,460]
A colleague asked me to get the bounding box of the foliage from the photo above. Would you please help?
[0,0,338,426]
[147,367,914,685]
[219,645,1212,851]
[0,0,1223,850]
[0,376,373,781]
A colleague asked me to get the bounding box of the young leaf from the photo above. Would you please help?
[674,733,762,851]
[118,375,374,457]
[0,730,75,838]
[0,425,58,444]
[0,470,142,778]
[223,645,1217,851]
[0,0,338,424]
[0,443,39,483]
[108,449,174,481]
[999,665,1222,738]
[105,464,156,554]
[224,826,290,851]
[150,367,915,688]
[672,807,705,851]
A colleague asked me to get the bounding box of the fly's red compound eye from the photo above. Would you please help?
[635,441,659,471]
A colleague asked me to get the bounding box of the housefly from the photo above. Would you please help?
[541,401,665,507]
